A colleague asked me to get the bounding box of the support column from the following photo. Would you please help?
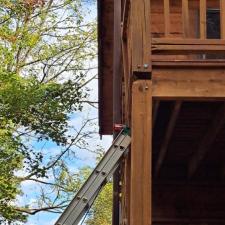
[130,80,152,225]
[113,0,122,224]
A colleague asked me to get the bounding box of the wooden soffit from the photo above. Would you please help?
[98,0,114,135]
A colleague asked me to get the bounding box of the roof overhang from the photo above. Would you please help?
[98,0,114,135]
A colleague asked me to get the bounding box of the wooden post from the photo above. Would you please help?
[220,0,225,39]
[182,0,189,38]
[130,80,152,225]
[200,0,207,39]
[131,0,151,75]
[164,0,170,37]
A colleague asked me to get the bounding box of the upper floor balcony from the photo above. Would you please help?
[122,0,225,72]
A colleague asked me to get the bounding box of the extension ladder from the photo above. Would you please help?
[55,127,131,225]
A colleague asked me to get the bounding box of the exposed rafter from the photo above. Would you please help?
[153,100,160,129]
[188,103,225,178]
[155,101,182,177]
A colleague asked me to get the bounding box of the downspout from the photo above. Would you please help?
[113,0,122,225]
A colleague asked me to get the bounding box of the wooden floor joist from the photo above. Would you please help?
[153,100,160,129]
[155,101,182,177]
[188,103,225,178]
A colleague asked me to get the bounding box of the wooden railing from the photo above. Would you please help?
[121,0,225,75]
[152,0,225,60]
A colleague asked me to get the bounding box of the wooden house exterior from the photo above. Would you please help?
[98,1,225,224]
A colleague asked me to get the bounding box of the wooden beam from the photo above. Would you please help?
[188,103,225,178]
[155,101,182,177]
[153,100,160,129]
[130,80,152,225]
[112,0,122,223]
[131,0,151,74]
[152,38,225,45]
[152,68,225,100]
[153,80,225,99]
[220,0,225,39]
[152,44,225,53]
[200,0,207,39]
[152,60,225,68]
[164,0,170,37]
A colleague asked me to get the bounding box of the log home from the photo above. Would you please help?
[98,0,225,225]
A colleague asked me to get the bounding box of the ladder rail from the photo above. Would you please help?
[55,129,131,225]
[56,131,126,224]
[64,136,130,225]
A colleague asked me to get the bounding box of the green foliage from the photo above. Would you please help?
[0,71,85,145]
[0,127,26,223]
[0,0,97,223]
[80,155,113,225]
[86,183,112,225]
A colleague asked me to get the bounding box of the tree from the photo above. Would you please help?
[0,0,98,223]
[83,151,113,225]
[85,183,112,225]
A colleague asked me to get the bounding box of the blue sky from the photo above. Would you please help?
[17,1,113,225]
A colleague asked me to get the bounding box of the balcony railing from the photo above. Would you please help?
[121,0,225,73]
[152,0,225,61]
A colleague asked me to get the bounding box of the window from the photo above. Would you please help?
[206,9,224,59]
[207,9,220,39]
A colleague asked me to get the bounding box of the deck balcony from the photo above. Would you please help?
[122,0,225,72]
[120,1,225,224]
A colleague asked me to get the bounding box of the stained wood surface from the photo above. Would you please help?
[99,1,225,224]
[130,80,152,225]
[131,0,151,73]
[164,0,170,37]
[152,60,225,67]
[221,0,225,39]
[152,44,225,53]
[152,38,225,45]
[182,0,189,38]
[98,0,114,135]
[200,0,206,39]
[152,68,225,99]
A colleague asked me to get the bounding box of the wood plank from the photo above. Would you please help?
[152,44,225,53]
[131,0,151,74]
[182,0,189,38]
[164,0,170,37]
[152,38,225,45]
[153,81,225,100]
[188,103,225,178]
[152,68,225,99]
[130,80,152,225]
[155,101,182,177]
[221,0,225,39]
[152,60,225,67]
[200,0,207,39]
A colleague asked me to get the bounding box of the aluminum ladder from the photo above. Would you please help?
[55,127,131,225]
